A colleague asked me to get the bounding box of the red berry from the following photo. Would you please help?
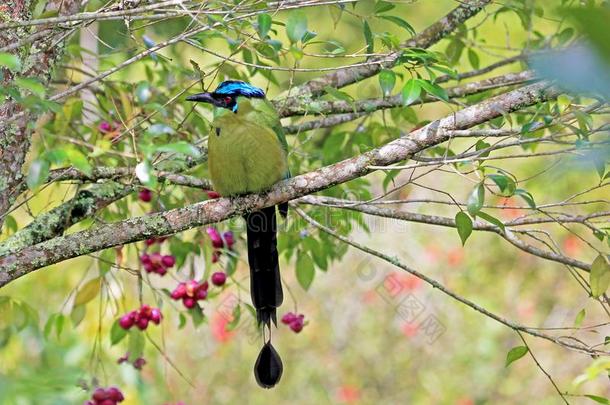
[199,280,209,291]
[133,357,146,370]
[138,188,152,202]
[142,262,154,273]
[92,388,109,401]
[206,227,224,249]
[206,190,221,199]
[223,231,235,248]
[289,314,305,333]
[136,317,149,330]
[171,283,187,299]
[107,387,124,402]
[211,272,227,286]
[150,308,162,324]
[281,312,297,325]
[84,401,95,405]
[140,305,152,316]
[161,255,176,267]
[145,238,156,246]
[195,288,208,300]
[156,266,167,276]
[183,297,196,309]
[119,314,134,330]
[98,121,112,133]
[149,252,162,264]
[98,400,116,405]
[140,253,151,264]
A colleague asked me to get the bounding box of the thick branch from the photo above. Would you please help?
[0,83,558,286]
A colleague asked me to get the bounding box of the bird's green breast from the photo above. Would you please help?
[208,99,288,196]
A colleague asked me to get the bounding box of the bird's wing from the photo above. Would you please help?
[252,99,289,154]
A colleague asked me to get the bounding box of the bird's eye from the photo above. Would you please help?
[224,96,232,104]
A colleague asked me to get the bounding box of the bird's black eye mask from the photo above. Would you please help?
[213,94,237,112]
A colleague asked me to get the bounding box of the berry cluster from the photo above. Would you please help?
[206,227,235,263]
[84,387,124,405]
[119,305,162,330]
[281,312,306,333]
[138,188,153,202]
[171,280,209,309]
[140,252,175,276]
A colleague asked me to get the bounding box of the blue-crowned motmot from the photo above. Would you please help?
[186,81,288,388]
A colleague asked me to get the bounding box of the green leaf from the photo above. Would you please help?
[15,77,46,97]
[27,159,50,189]
[417,79,449,102]
[575,308,586,328]
[0,52,21,71]
[586,395,610,405]
[488,174,516,196]
[324,86,354,103]
[505,345,528,367]
[110,319,128,345]
[515,189,536,209]
[374,0,395,14]
[477,211,505,232]
[4,215,17,233]
[467,183,485,216]
[363,20,374,54]
[188,305,205,327]
[66,148,92,176]
[70,305,86,327]
[377,16,415,36]
[257,14,272,39]
[378,69,396,97]
[467,49,480,69]
[127,329,145,362]
[475,139,491,158]
[55,314,65,340]
[590,254,610,298]
[296,252,315,290]
[73,278,101,306]
[154,142,201,158]
[286,11,307,43]
[401,79,421,105]
[455,212,473,245]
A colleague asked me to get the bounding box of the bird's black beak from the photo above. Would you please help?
[186,92,215,103]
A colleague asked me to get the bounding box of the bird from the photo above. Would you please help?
[186,80,289,388]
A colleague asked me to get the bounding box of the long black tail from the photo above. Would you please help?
[245,206,284,388]
[245,206,283,326]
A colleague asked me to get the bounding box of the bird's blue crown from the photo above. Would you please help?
[214,80,265,98]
